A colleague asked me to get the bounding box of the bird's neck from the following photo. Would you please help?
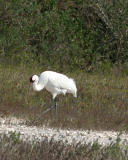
[33,81,43,91]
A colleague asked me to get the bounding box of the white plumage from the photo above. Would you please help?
[29,71,77,115]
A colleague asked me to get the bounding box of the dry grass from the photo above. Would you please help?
[0,65,128,131]
[0,133,127,160]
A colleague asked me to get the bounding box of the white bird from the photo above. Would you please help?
[29,71,77,115]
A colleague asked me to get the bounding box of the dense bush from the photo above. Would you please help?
[0,0,128,70]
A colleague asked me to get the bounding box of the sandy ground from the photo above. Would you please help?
[0,116,128,148]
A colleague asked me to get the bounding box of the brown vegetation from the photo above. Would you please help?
[0,133,127,160]
[0,65,128,131]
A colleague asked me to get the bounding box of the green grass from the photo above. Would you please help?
[0,64,128,131]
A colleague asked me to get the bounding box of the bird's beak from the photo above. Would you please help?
[27,83,32,104]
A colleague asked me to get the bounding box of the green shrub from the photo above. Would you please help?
[0,0,128,70]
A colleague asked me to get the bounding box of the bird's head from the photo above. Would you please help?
[29,75,39,83]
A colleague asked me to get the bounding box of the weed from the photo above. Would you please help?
[9,131,21,144]
[0,134,127,160]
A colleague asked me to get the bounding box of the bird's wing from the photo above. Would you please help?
[48,73,74,90]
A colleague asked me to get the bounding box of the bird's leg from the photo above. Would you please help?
[54,98,58,117]
[41,98,56,115]
[42,104,55,115]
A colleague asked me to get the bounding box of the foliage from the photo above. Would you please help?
[0,0,128,70]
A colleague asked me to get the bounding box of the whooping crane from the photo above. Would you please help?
[29,71,77,115]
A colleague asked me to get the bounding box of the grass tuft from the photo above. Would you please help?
[0,133,128,160]
[0,65,128,131]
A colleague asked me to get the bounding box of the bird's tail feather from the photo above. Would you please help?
[69,78,77,98]
[73,92,77,98]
